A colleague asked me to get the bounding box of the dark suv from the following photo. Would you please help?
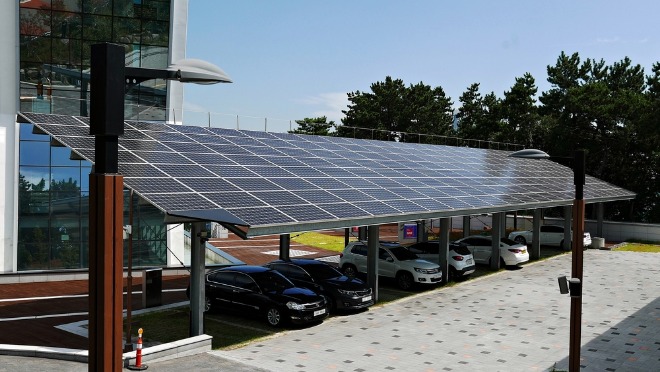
[198,265,328,326]
[265,259,373,312]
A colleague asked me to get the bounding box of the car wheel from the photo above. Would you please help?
[514,236,527,245]
[324,294,336,313]
[342,264,358,278]
[500,257,507,268]
[396,271,414,290]
[265,307,283,327]
[204,296,212,313]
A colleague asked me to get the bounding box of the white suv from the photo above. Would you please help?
[339,241,442,290]
[406,241,476,280]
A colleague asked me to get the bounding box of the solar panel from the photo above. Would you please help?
[17,112,636,237]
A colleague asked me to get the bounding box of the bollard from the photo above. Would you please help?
[127,328,148,370]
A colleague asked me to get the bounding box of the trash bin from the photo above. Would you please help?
[592,237,605,249]
[142,268,162,308]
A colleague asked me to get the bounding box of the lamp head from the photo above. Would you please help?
[168,59,232,84]
[508,149,550,159]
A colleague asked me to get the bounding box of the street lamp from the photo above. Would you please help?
[88,43,231,372]
[509,148,585,372]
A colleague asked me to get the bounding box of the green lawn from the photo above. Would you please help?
[291,231,356,252]
[613,243,660,253]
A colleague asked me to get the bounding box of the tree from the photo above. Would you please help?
[339,76,454,141]
[289,116,334,136]
[539,51,657,222]
[500,73,539,147]
[456,83,504,144]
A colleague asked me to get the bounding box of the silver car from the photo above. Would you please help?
[339,241,442,290]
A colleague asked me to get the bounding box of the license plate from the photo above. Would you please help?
[466,259,473,264]
[522,250,527,254]
[362,295,372,302]
[314,309,326,317]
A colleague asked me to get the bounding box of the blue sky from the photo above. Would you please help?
[183,0,660,132]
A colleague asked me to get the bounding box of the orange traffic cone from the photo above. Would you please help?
[127,328,148,370]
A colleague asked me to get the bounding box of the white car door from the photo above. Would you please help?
[378,248,397,278]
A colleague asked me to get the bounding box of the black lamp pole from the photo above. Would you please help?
[89,42,230,371]
[569,149,586,371]
[509,148,586,372]
[89,42,125,372]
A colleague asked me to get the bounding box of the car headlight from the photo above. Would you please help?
[414,267,439,274]
[337,289,356,296]
[286,301,305,310]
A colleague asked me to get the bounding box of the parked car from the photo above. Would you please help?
[264,259,373,312]
[192,265,328,326]
[453,236,530,267]
[405,241,476,279]
[339,241,442,290]
[508,225,592,248]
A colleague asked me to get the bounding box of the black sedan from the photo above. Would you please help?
[199,265,329,326]
[264,259,374,312]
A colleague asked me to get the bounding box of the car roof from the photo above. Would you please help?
[267,259,326,266]
[211,265,269,274]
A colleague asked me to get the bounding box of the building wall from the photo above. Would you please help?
[0,0,187,273]
[0,1,20,272]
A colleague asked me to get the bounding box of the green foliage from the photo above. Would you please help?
[289,116,334,136]
[338,76,454,141]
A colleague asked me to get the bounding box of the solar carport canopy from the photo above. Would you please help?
[18,112,636,238]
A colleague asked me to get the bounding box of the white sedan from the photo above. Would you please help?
[453,236,529,267]
[508,225,592,248]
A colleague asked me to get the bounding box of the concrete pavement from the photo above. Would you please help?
[1,249,658,371]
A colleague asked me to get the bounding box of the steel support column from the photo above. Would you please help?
[367,225,379,302]
[279,234,290,260]
[189,222,206,337]
[531,209,542,260]
[439,218,450,283]
[563,206,572,251]
[490,213,502,269]
[462,216,470,238]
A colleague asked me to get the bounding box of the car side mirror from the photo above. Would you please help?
[386,257,394,262]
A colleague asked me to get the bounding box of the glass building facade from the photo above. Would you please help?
[17,0,174,271]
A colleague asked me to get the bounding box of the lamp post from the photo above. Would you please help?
[509,148,585,372]
[88,43,230,372]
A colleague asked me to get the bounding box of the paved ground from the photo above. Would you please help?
[1,249,658,371]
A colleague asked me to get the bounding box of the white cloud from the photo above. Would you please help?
[296,92,348,123]
[596,37,621,44]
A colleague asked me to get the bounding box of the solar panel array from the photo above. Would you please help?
[18,112,635,236]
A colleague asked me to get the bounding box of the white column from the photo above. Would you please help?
[166,0,189,124]
[0,0,19,273]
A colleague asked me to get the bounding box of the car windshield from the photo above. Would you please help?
[501,238,519,246]
[303,263,343,280]
[388,246,418,261]
[451,244,472,255]
[250,270,295,292]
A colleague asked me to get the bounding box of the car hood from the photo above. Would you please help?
[266,287,324,303]
[322,276,369,290]
[401,259,440,269]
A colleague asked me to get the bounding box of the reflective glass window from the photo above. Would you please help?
[18,224,51,271]
[82,0,112,15]
[52,146,82,166]
[19,123,50,141]
[20,8,52,37]
[20,142,51,166]
[82,14,112,41]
